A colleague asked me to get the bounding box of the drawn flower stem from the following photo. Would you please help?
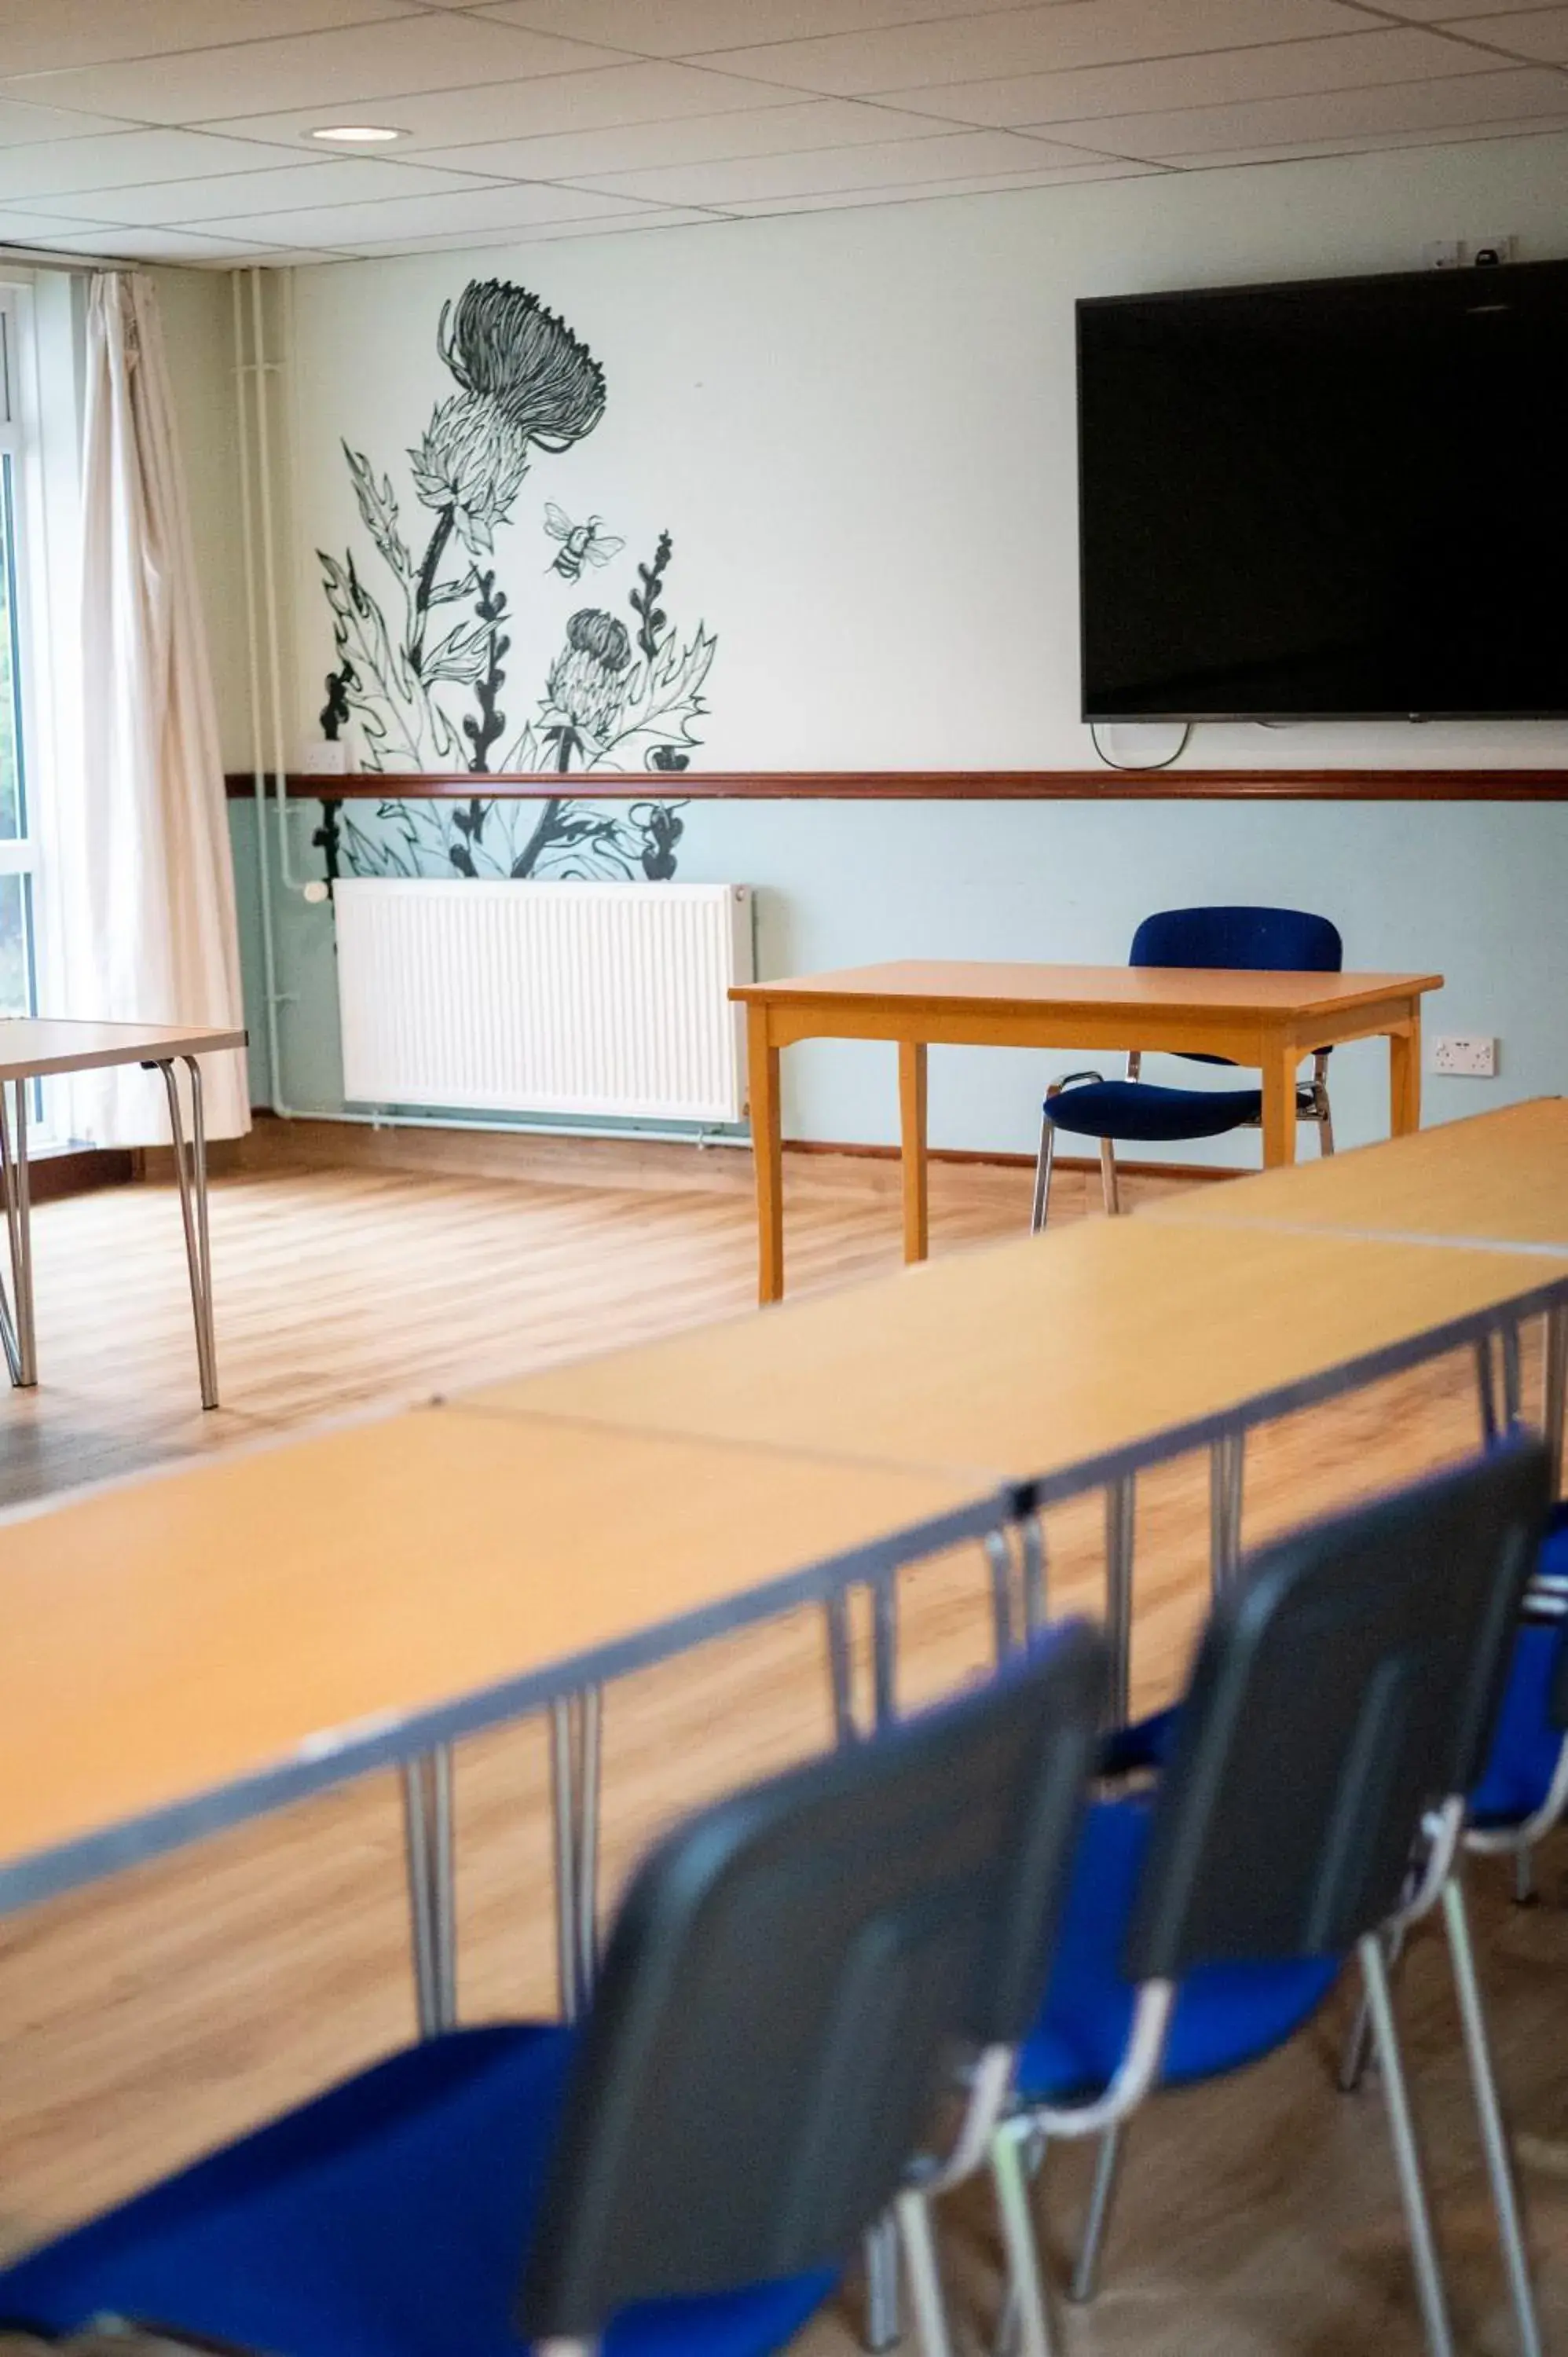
[511,796,565,878]
[409,504,456,668]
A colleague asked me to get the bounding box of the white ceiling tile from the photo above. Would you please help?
[24,222,308,258]
[0,16,634,128]
[413,95,970,180]
[0,0,421,79]
[685,0,1377,97]
[0,93,133,146]
[31,155,504,225]
[0,127,321,202]
[1164,108,1568,162]
[474,0,1057,57]
[211,60,811,150]
[1076,63,1568,157]
[569,125,1107,203]
[199,179,654,246]
[336,203,723,252]
[1445,8,1568,58]
[890,25,1524,125]
[0,205,120,242]
[720,156,1161,207]
[1366,0,1552,15]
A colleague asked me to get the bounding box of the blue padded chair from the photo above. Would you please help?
[1031,906,1343,1230]
[0,1625,1106,2357]
[1467,1503,1568,1871]
[986,1440,1549,2357]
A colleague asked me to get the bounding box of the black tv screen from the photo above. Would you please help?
[1077,258,1568,722]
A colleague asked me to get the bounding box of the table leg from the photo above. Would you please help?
[401,1748,456,2038]
[0,1075,37,1387]
[824,1592,858,1742]
[1389,1017,1422,1138]
[574,1685,603,2006]
[152,1057,219,1408]
[1105,1477,1136,1725]
[1259,1042,1298,1169]
[871,1574,899,1728]
[899,1038,929,1266]
[1544,1307,1567,1497]
[550,1697,583,2022]
[984,1527,1017,1662]
[549,1689,604,2022]
[747,1003,784,1305]
[1209,1431,1245,1592]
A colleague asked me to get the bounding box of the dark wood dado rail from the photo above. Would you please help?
[224,768,1568,801]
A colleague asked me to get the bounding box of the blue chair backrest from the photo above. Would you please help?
[1130,907,1343,974]
[1124,1438,1549,1978]
[518,1621,1105,2339]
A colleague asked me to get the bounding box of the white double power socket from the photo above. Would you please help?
[1431,1035,1497,1078]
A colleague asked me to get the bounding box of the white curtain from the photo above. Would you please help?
[56,271,248,1146]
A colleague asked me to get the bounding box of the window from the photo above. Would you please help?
[0,289,42,1022]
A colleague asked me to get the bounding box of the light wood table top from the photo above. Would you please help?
[1145,1098,1568,1254]
[456,1215,1568,1493]
[0,1019,247,1081]
[734,960,1442,1025]
[0,1408,992,1914]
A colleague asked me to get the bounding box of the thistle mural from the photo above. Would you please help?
[318,279,715,882]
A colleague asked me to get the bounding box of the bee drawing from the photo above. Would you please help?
[543,504,625,582]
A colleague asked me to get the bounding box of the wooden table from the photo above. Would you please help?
[1145,1098,1568,1255]
[731,961,1442,1302]
[0,1402,998,2025]
[0,1020,247,1408]
[456,1214,1568,1716]
[1144,1098,1568,1485]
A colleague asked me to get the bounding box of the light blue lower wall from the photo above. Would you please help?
[231,793,1568,1170]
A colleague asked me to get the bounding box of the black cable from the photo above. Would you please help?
[1089,721,1194,772]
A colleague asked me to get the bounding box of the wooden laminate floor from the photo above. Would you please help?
[2,1142,1566,2357]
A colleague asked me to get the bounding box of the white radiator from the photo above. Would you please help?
[333,878,754,1124]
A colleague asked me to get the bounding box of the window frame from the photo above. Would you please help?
[0,274,71,1135]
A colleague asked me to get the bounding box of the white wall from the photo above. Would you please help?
[215,132,1568,1153]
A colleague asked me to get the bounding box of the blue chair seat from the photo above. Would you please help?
[1016,1799,1339,2104]
[1042,1081,1266,1145]
[0,2025,835,2357]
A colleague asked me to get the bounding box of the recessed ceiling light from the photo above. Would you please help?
[307,123,408,145]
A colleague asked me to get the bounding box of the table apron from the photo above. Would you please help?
[758,997,1420,1062]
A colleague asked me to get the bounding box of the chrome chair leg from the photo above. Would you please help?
[1069,2124,1126,2304]
[1360,1930,1456,2357]
[1441,1875,1544,2357]
[1031,1109,1057,1234]
[1313,1054,1335,1157]
[1098,1136,1120,1217]
[1515,1847,1537,1908]
[991,2121,1057,2357]
[1339,1921,1405,2094]
[896,2190,958,2357]
[863,2211,903,2352]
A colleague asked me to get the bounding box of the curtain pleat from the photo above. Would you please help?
[57,272,248,1146]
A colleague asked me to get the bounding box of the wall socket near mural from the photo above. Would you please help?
[317,278,717,883]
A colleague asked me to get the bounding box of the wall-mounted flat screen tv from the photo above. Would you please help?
[1077,258,1568,722]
